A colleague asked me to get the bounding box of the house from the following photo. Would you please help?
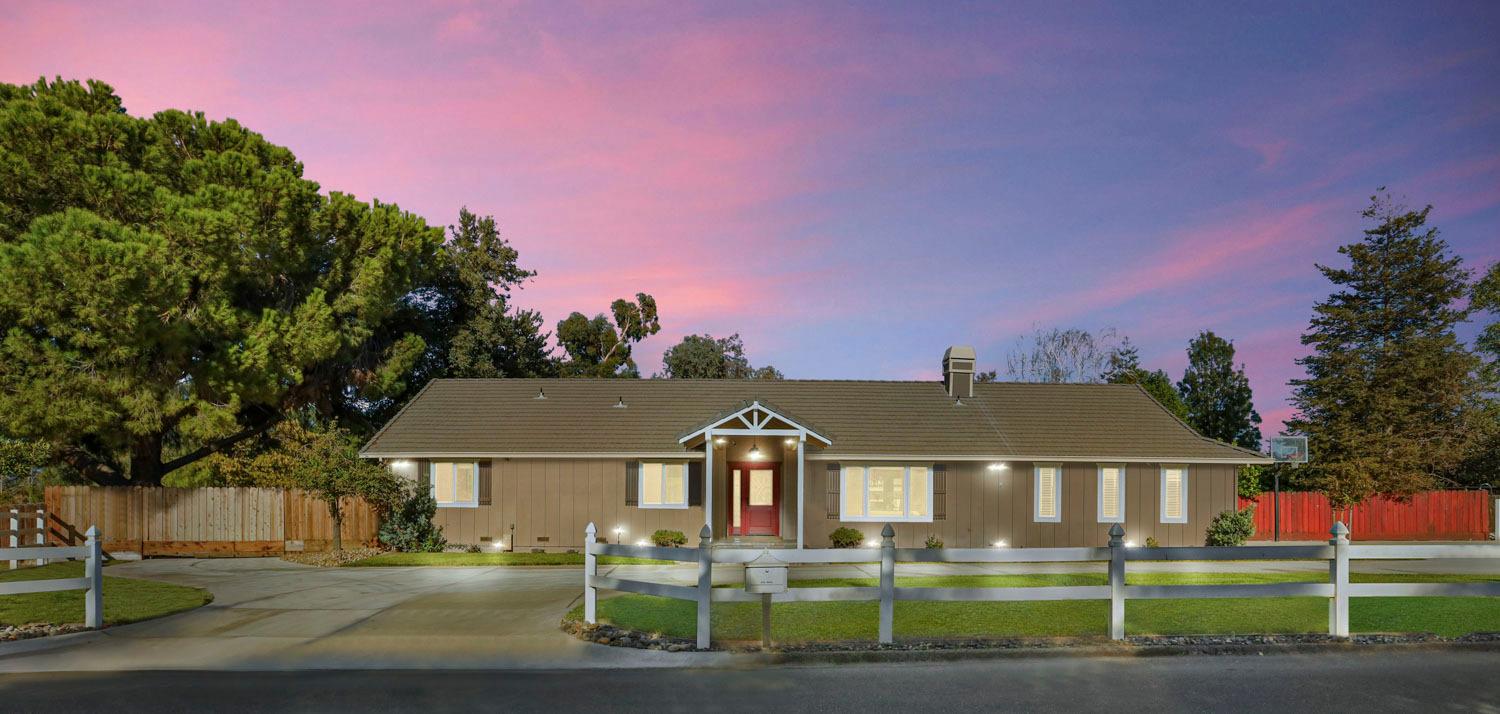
[360,346,1270,550]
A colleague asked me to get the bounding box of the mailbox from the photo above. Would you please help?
[744,551,788,594]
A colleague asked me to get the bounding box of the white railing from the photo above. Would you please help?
[0,526,105,629]
[583,521,1500,649]
[7,502,47,569]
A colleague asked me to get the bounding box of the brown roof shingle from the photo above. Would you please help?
[362,378,1268,463]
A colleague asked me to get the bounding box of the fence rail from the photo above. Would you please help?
[583,521,1500,649]
[6,503,48,569]
[0,526,105,628]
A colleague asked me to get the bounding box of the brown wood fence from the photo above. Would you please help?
[1239,490,1495,541]
[44,486,380,556]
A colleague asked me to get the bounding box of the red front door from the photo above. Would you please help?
[730,462,780,536]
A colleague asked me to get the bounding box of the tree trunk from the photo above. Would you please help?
[129,434,165,486]
[331,503,343,552]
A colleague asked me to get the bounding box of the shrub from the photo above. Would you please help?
[465,543,482,553]
[1205,506,1256,546]
[1237,465,1266,499]
[651,529,687,547]
[1145,536,1160,548]
[378,488,447,553]
[924,534,944,549]
[829,527,864,548]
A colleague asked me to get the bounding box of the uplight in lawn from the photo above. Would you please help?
[865,540,879,548]
[1125,540,1137,548]
[636,539,650,547]
[992,540,1008,548]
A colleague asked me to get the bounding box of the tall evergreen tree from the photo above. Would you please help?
[1287,194,1480,506]
[1178,331,1262,449]
[1102,339,1189,421]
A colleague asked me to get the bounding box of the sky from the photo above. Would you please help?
[3,0,1498,434]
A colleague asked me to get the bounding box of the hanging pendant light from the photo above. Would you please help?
[748,443,762,460]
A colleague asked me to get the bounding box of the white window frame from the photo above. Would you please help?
[638,462,690,510]
[1096,464,1125,524]
[429,461,480,509]
[839,464,934,523]
[1159,464,1188,524]
[1033,463,1062,523]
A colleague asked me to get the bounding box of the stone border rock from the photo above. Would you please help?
[0,623,90,643]
[562,618,1500,659]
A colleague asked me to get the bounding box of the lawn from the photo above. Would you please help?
[0,561,212,627]
[345,551,675,566]
[575,572,1500,641]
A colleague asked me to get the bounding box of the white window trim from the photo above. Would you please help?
[1033,463,1062,523]
[839,464,934,523]
[1159,464,1188,524]
[638,462,690,510]
[430,461,480,509]
[1097,464,1125,524]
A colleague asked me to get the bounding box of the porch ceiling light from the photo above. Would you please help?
[784,438,796,447]
[748,444,763,460]
[714,437,727,446]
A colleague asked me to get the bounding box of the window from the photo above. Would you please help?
[1097,464,1125,523]
[1034,463,1061,523]
[840,465,932,522]
[1160,465,1187,524]
[431,462,478,508]
[640,462,688,509]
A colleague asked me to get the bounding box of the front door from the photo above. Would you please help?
[730,462,780,536]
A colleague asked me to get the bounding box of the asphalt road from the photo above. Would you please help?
[2,649,1497,713]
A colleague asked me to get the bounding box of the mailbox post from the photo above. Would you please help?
[744,551,788,649]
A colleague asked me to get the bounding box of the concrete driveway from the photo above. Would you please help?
[0,559,720,672]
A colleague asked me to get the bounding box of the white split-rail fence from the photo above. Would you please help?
[0,525,106,629]
[583,521,1500,649]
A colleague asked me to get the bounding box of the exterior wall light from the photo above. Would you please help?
[987,463,1007,472]
[714,437,727,446]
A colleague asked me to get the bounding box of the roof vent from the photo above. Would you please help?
[943,345,976,399]
[535,388,547,400]
[613,396,627,409]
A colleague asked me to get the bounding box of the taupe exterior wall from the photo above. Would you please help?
[802,461,1239,549]
[420,456,1237,550]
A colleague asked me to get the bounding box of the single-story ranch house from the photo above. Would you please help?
[361,346,1270,550]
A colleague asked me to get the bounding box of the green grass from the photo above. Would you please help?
[0,561,212,627]
[575,572,1500,641]
[344,551,674,566]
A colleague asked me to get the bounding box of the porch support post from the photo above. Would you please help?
[796,432,805,549]
[704,429,714,532]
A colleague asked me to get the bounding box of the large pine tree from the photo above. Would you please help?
[1287,194,1481,506]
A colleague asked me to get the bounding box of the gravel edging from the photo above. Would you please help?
[562,619,1500,661]
[0,623,90,643]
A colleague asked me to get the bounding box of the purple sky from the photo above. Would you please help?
[5,1,1498,433]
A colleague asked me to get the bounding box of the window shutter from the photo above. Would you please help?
[416,459,431,495]
[688,461,704,506]
[932,464,948,521]
[825,463,840,519]
[478,460,493,506]
[625,461,639,506]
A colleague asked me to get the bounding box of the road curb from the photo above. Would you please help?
[743,638,1500,665]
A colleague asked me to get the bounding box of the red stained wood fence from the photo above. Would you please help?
[1238,490,1495,541]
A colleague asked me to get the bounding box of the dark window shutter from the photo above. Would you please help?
[932,464,948,521]
[688,461,703,506]
[825,463,841,519]
[478,460,492,506]
[625,461,639,506]
[417,459,431,495]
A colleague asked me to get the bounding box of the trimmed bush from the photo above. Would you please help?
[378,488,447,553]
[829,527,864,549]
[924,534,944,549]
[651,529,687,547]
[1145,536,1160,548]
[1205,506,1256,546]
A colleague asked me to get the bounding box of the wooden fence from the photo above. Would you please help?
[585,522,1500,649]
[1238,490,1494,541]
[44,486,380,556]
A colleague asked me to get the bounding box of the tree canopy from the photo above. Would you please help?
[556,293,660,377]
[1004,326,1119,383]
[659,333,782,379]
[1287,194,1483,505]
[1178,331,1262,450]
[1102,339,1190,422]
[0,78,550,485]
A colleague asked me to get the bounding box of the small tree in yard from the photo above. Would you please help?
[379,487,447,553]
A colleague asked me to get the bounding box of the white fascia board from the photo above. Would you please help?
[360,451,707,460]
[804,454,1271,465]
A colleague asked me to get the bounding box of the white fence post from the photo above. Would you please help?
[1108,523,1125,640]
[84,525,103,629]
[1329,521,1349,637]
[584,522,597,624]
[878,523,895,644]
[8,508,16,570]
[696,524,713,650]
[35,508,46,566]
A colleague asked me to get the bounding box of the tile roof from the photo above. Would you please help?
[362,378,1268,463]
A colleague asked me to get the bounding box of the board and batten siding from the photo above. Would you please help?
[800,461,1238,549]
[425,458,704,550]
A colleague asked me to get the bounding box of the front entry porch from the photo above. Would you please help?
[678,400,832,549]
